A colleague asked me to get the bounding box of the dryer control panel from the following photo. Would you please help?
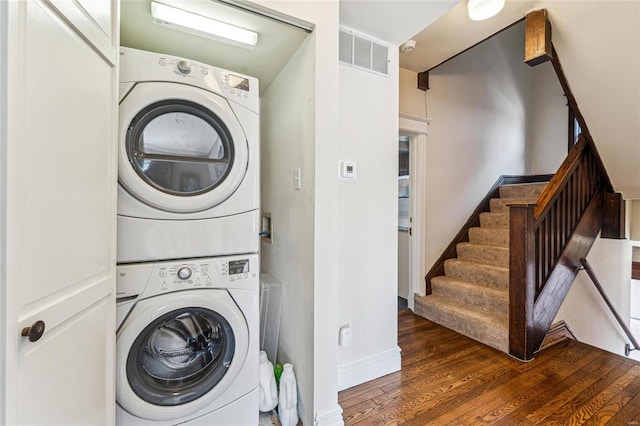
[116,254,258,300]
[119,47,259,114]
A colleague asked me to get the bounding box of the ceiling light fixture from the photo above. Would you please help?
[150,1,258,49]
[467,0,505,21]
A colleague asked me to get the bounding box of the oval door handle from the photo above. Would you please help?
[21,320,46,342]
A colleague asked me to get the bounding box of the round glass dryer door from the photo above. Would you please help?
[127,100,234,197]
[118,83,249,213]
[126,307,234,406]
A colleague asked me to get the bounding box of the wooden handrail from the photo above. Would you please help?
[581,258,640,356]
[534,137,585,219]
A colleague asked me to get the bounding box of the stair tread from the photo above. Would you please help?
[457,242,509,267]
[457,241,509,252]
[468,227,509,248]
[431,276,509,300]
[479,212,509,229]
[445,258,508,273]
[444,258,508,288]
[414,294,509,352]
[499,182,548,199]
[496,197,539,203]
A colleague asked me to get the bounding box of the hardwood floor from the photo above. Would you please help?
[339,311,640,425]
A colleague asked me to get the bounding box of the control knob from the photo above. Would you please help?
[177,60,191,74]
[177,266,192,280]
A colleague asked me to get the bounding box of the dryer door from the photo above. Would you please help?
[116,290,249,421]
[119,82,249,213]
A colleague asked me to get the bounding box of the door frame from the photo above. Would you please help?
[399,114,428,311]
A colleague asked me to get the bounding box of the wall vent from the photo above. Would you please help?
[339,28,389,77]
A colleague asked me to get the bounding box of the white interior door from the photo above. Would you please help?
[1,0,119,424]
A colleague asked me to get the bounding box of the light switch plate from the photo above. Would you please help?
[293,168,301,190]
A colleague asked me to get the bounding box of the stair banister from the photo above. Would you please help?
[509,134,610,361]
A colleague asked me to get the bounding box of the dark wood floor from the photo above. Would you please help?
[339,310,640,425]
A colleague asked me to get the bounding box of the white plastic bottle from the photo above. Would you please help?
[278,363,298,426]
[258,351,278,412]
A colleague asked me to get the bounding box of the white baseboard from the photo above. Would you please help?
[314,405,344,426]
[337,346,401,391]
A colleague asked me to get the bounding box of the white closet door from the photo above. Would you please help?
[1,0,119,424]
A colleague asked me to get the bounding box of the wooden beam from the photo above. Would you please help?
[602,192,626,239]
[417,70,429,91]
[633,261,640,280]
[525,9,553,66]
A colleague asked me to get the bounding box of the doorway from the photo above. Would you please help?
[398,115,428,312]
[398,135,411,311]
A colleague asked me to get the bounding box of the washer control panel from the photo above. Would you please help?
[116,254,258,299]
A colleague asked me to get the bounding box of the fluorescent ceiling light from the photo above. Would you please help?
[151,1,258,48]
[468,0,505,21]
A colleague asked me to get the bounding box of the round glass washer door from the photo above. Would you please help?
[116,290,249,421]
[118,82,249,213]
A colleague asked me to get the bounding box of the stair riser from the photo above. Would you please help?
[499,183,547,199]
[468,228,509,248]
[456,244,509,268]
[414,298,508,353]
[431,281,508,316]
[490,198,538,213]
[444,260,508,288]
[479,212,509,229]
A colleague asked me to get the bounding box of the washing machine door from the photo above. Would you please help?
[116,290,249,421]
[119,82,249,213]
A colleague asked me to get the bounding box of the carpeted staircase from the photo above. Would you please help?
[414,182,548,354]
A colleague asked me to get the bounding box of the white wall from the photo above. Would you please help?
[256,1,342,424]
[554,232,632,356]
[419,24,532,289]
[260,33,315,425]
[399,67,426,119]
[336,44,401,390]
[527,61,567,175]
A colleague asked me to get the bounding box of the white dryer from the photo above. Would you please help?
[118,47,259,263]
[116,254,259,425]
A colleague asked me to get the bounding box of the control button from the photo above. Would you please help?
[201,266,209,274]
[177,266,192,280]
[230,276,236,281]
[244,273,249,279]
[177,60,191,74]
[162,283,168,289]
[201,69,209,76]
[196,278,201,284]
[159,270,167,277]
[159,59,167,66]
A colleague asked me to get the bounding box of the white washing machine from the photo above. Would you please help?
[116,254,259,425]
[118,47,260,263]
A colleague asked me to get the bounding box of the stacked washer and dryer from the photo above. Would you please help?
[115,47,260,425]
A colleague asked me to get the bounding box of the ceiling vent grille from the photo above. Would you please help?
[339,28,389,77]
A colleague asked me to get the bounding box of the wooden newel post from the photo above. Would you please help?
[508,203,537,361]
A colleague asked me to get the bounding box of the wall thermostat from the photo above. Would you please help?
[339,161,357,180]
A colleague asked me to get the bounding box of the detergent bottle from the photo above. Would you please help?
[278,363,298,426]
[258,351,278,412]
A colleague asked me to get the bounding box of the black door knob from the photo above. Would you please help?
[21,320,46,342]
